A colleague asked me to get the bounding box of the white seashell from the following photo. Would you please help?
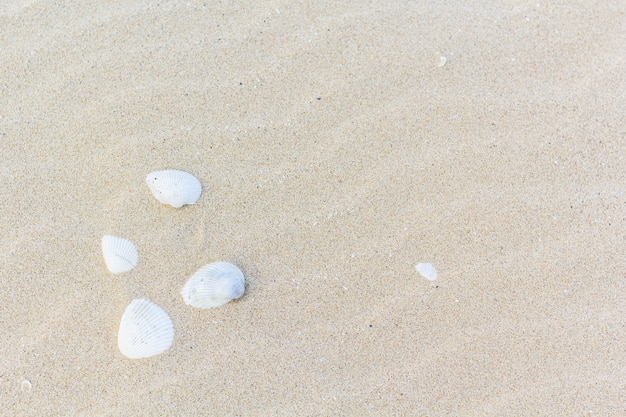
[21,380,32,392]
[118,299,174,359]
[415,263,437,281]
[181,262,245,309]
[101,235,138,274]
[145,169,202,208]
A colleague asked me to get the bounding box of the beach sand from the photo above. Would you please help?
[1,1,624,415]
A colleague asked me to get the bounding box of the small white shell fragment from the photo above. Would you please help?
[21,380,32,392]
[416,263,437,281]
[101,235,138,274]
[438,55,447,67]
[118,298,174,359]
[181,262,245,309]
[146,169,202,208]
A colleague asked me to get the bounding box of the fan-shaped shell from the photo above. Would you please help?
[415,263,437,281]
[181,262,245,309]
[101,235,138,274]
[118,299,174,359]
[146,169,202,208]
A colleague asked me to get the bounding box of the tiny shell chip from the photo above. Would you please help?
[181,262,245,309]
[416,263,437,281]
[146,169,202,208]
[118,299,174,359]
[21,380,32,392]
[102,235,138,274]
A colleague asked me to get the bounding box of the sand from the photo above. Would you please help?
[1,1,624,415]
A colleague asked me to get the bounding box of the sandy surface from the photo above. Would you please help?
[1,1,625,415]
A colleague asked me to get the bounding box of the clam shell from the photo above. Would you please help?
[415,263,437,281]
[181,262,245,309]
[118,299,174,359]
[101,235,138,274]
[146,169,202,208]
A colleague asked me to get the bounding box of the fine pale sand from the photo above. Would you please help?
[1,1,624,415]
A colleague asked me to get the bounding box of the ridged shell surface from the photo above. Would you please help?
[118,299,174,359]
[101,235,138,274]
[146,169,202,208]
[181,262,245,309]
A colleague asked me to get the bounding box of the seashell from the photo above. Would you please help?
[145,169,202,208]
[181,262,245,309]
[101,235,138,274]
[118,298,174,359]
[21,380,32,392]
[415,263,437,281]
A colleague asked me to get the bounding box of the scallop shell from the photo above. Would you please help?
[118,299,174,359]
[101,235,138,274]
[145,169,202,208]
[415,263,437,281]
[181,262,245,309]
